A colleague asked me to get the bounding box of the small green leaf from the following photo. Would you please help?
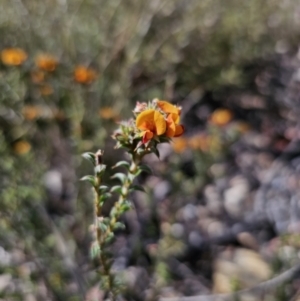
[99,185,109,193]
[111,173,127,184]
[129,185,146,193]
[95,164,106,176]
[110,206,118,217]
[101,192,112,199]
[139,165,152,174]
[98,221,107,232]
[114,222,125,230]
[112,161,130,170]
[80,175,97,187]
[99,193,112,205]
[120,200,132,212]
[82,152,96,166]
[110,185,122,193]
[128,173,136,182]
[105,232,114,244]
[134,169,142,177]
[103,217,110,224]
[90,242,101,259]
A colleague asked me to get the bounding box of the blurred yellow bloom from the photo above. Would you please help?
[74,66,97,84]
[35,54,58,72]
[40,84,54,96]
[235,121,251,133]
[188,134,211,152]
[172,137,188,153]
[1,48,27,66]
[31,70,45,83]
[13,141,31,155]
[23,105,65,120]
[136,109,166,143]
[22,105,41,121]
[210,109,233,126]
[99,107,119,120]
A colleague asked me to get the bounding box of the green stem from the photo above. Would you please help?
[93,153,141,300]
[94,177,117,300]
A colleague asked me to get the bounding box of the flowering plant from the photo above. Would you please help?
[81,98,184,300]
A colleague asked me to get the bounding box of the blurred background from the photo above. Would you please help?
[1,0,300,300]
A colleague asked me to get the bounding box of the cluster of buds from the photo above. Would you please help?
[113,98,184,156]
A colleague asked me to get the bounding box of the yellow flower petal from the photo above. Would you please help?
[174,124,184,137]
[141,130,154,144]
[165,113,184,137]
[168,112,180,124]
[166,114,176,137]
[136,109,155,131]
[154,110,166,135]
[157,100,181,115]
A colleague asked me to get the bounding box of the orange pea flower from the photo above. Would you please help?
[35,54,58,72]
[74,66,97,84]
[1,48,27,66]
[136,109,166,143]
[155,99,184,137]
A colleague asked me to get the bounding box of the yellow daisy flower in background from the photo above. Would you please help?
[74,66,97,84]
[188,134,211,152]
[1,48,27,66]
[99,107,120,121]
[35,54,58,72]
[172,137,188,153]
[22,105,41,121]
[210,108,233,126]
[13,141,31,155]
